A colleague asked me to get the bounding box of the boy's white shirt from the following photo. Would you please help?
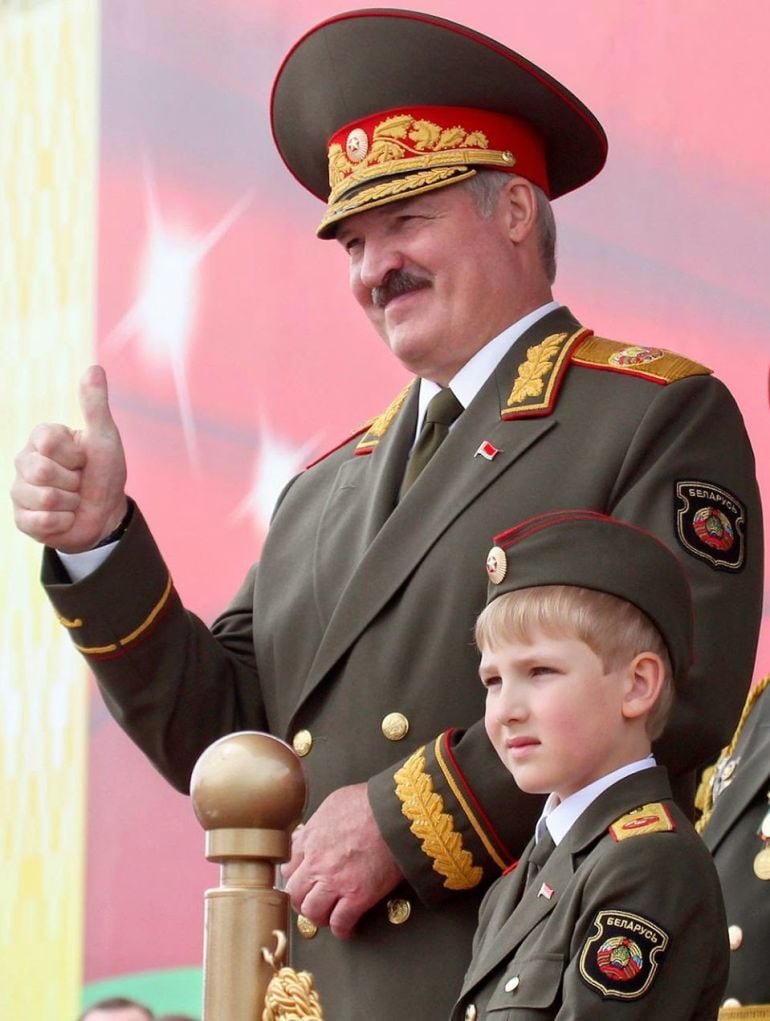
[536,755,657,845]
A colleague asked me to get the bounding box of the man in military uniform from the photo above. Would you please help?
[11,10,763,1021]
[697,675,770,1018]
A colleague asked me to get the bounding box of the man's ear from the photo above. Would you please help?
[500,176,538,244]
[621,652,666,722]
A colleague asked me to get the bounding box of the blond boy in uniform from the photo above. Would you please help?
[453,510,728,1021]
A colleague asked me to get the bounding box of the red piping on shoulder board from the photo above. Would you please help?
[569,356,669,386]
[305,423,371,470]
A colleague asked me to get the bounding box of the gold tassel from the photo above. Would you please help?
[261,931,324,1021]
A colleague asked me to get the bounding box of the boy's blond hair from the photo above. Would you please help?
[475,585,674,740]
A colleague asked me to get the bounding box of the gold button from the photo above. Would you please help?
[382,712,409,741]
[386,897,411,925]
[728,924,743,950]
[292,730,312,756]
[504,976,520,992]
[464,1005,478,1021]
[297,914,318,939]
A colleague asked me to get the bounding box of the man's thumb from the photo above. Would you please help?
[78,364,118,437]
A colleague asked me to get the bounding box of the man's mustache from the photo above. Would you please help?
[372,270,431,309]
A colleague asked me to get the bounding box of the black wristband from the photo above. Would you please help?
[91,501,134,549]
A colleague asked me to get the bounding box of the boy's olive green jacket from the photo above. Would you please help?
[453,766,728,1020]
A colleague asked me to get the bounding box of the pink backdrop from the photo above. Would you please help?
[87,0,770,992]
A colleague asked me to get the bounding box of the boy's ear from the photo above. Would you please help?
[621,652,665,721]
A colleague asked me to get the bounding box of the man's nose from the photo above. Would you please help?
[357,238,404,291]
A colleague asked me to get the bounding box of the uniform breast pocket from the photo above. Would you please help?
[486,953,563,1017]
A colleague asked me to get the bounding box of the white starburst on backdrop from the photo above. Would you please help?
[104,161,253,467]
[231,422,321,533]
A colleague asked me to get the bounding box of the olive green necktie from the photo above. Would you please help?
[524,831,556,891]
[399,386,463,498]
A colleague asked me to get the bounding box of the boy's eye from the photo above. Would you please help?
[531,665,557,677]
[481,675,501,689]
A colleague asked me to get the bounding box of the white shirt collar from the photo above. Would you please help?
[536,755,657,846]
[414,300,560,441]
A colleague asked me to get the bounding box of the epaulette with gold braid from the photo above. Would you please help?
[355,381,415,455]
[609,802,676,842]
[571,336,712,385]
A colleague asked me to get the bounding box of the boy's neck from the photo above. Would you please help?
[543,755,656,843]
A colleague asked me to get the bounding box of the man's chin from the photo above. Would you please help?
[383,332,440,375]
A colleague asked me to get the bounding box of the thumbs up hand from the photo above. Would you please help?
[11,366,129,553]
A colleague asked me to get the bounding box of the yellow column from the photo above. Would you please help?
[0,1,98,1018]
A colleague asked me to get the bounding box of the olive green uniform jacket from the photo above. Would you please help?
[453,767,728,1021]
[699,676,770,1011]
[42,307,762,1021]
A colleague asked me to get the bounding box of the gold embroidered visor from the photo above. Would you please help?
[318,105,547,237]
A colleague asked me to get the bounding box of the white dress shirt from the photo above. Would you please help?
[535,755,658,846]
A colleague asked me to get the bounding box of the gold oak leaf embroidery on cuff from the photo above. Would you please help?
[394,745,483,890]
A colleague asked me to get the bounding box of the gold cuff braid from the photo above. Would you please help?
[394,745,483,890]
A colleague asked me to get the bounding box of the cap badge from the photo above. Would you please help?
[345,127,369,163]
[486,545,507,585]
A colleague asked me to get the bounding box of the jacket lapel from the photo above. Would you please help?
[463,838,575,986]
[295,308,586,715]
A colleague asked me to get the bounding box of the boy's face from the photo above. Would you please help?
[480,627,639,801]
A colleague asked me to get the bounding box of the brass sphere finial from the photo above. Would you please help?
[190,732,306,836]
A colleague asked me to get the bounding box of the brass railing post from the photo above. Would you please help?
[190,732,306,1021]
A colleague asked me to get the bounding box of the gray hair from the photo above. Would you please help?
[462,170,557,284]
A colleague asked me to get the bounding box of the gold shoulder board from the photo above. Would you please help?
[609,802,675,842]
[571,336,712,385]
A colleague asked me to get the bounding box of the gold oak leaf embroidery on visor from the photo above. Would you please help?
[322,168,473,232]
[394,745,483,890]
[328,114,490,188]
[507,332,567,406]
